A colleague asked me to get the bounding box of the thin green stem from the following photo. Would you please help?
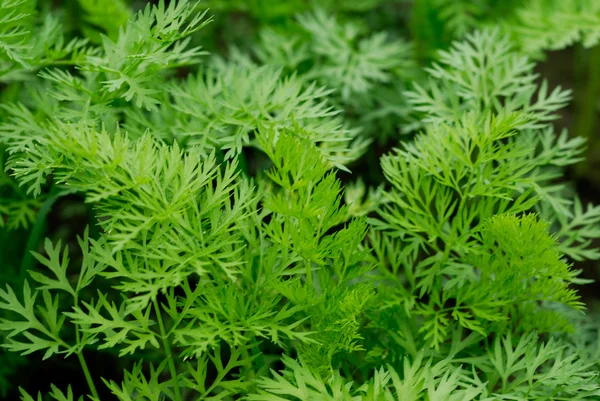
[73,291,99,399]
[240,342,256,380]
[153,298,182,401]
[305,259,313,289]
[77,352,100,400]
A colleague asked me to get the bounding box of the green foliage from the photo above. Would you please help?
[255,8,417,138]
[0,0,36,73]
[204,0,386,20]
[251,333,600,400]
[0,1,600,401]
[405,29,571,130]
[294,9,412,102]
[416,0,600,58]
[373,30,597,349]
[77,0,131,42]
[503,0,600,56]
[123,61,367,166]
[0,0,90,82]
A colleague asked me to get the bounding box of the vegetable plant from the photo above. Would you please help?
[1,0,600,400]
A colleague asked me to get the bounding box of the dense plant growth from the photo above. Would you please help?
[1,0,600,400]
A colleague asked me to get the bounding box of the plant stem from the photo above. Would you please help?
[153,298,182,401]
[305,259,313,289]
[240,343,256,380]
[73,291,99,400]
[77,352,100,400]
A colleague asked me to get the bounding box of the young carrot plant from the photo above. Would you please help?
[1,1,600,400]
